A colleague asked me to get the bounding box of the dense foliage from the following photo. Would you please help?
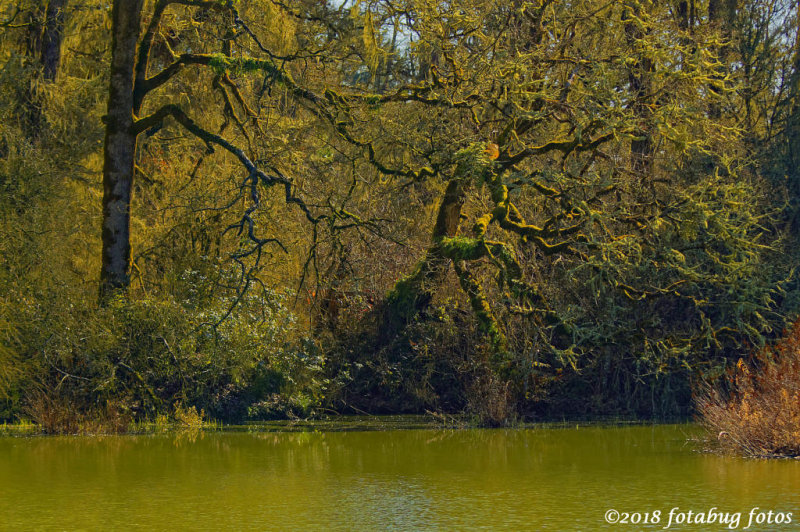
[0,0,798,430]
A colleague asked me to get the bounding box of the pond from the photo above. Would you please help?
[0,423,798,530]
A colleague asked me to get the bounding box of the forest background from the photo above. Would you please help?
[1,0,799,429]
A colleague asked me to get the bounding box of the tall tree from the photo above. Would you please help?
[9,0,70,134]
[785,2,800,228]
[100,0,144,296]
[38,0,66,81]
[323,0,782,390]
[98,0,337,300]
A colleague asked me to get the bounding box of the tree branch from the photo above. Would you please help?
[134,104,320,229]
[134,0,228,112]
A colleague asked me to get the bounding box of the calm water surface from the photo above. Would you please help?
[1,424,798,530]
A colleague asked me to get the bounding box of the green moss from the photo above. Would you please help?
[208,53,280,78]
[453,261,508,360]
[490,184,509,205]
[454,143,495,183]
[385,263,429,321]
[473,213,494,237]
[437,236,485,261]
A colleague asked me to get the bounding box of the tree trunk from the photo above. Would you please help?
[40,0,67,81]
[99,0,144,299]
[787,9,800,230]
[624,1,655,178]
[788,4,800,170]
[382,178,465,330]
[453,260,507,357]
[23,0,68,135]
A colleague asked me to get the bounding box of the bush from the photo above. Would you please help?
[244,338,328,420]
[0,281,328,430]
[697,318,800,457]
[24,392,132,435]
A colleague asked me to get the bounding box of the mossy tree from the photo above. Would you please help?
[310,0,792,406]
[98,0,366,300]
[1,0,799,425]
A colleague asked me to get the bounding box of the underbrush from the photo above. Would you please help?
[0,286,329,433]
[324,301,544,427]
[325,296,703,427]
[696,318,800,457]
[23,395,213,435]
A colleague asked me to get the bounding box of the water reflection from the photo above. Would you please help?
[0,425,797,530]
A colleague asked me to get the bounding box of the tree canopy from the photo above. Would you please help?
[0,0,798,428]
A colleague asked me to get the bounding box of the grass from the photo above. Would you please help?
[697,318,800,458]
[7,399,220,436]
[0,412,690,439]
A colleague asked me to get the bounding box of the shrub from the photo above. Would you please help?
[24,392,132,435]
[466,372,515,427]
[696,318,800,457]
[1,280,328,430]
[244,338,328,420]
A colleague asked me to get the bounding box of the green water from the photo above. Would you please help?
[1,424,798,530]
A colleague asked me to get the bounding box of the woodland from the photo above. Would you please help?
[1,0,799,431]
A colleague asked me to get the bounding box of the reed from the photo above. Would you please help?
[697,319,800,457]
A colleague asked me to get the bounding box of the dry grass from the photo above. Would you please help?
[467,373,516,427]
[172,402,205,428]
[697,319,800,457]
[24,393,132,435]
[24,393,208,435]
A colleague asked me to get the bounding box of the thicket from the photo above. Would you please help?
[697,319,800,457]
[0,0,798,431]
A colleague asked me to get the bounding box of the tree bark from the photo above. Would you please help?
[787,8,800,230]
[99,0,144,299]
[788,4,800,169]
[23,0,68,135]
[382,178,465,329]
[40,0,67,81]
[624,0,655,178]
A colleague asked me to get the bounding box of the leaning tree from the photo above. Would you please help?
[312,0,786,391]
